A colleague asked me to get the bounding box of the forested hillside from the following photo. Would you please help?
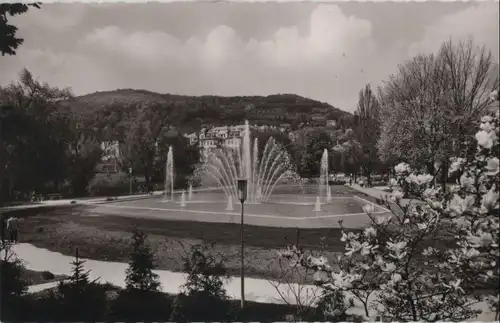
[59,89,352,136]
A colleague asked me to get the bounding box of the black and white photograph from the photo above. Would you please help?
[0,1,499,321]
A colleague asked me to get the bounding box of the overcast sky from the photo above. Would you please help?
[0,2,498,112]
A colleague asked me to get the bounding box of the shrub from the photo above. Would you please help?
[108,289,172,321]
[41,270,55,280]
[125,230,161,292]
[87,174,141,197]
[170,242,233,321]
[0,244,29,321]
[41,251,108,321]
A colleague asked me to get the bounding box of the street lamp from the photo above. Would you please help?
[237,178,248,309]
[129,167,133,195]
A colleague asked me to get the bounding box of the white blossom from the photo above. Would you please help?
[481,188,499,210]
[459,173,475,188]
[486,157,499,175]
[476,129,497,149]
[387,241,407,260]
[363,204,375,214]
[363,227,377,238]
[447,194,475,217]
[394,162,410,174]
[390,190,404,202]
[374,214,390,225]
[390,273,402,285]
[467,231,495,248]
[381,262,396,272]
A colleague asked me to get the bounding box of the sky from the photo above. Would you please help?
[0,2,498,112]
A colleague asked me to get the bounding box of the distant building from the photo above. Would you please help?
[188,123,284,162]
[288,131,300,142]
[326,119,337,128]
[183,133,199,146]
[97,140,120,173]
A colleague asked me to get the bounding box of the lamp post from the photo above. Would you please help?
[237,178,248,309]
[129,167,133,195]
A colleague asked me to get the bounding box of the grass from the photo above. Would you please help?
[12,205,353,283]
[6,185,377,284]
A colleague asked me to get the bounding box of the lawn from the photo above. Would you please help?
[6,185,382,283]
[12,205,353,283]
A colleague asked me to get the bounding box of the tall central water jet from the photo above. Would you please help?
[319,149,329,198]
[202,120,297,204]
[164,145,175,201]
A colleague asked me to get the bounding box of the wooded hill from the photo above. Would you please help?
[59,89,352,135]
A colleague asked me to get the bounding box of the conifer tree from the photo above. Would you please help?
[53,249,107,321]
[125,230,161,292]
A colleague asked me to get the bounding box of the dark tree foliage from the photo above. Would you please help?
[353,84,383,185]
[294,128,334,178]
[109,289,172,322]
[0,69,104,200]
[125,230,161,292]
[0,3,41,56]
[0,245,29,321]
[170,242,233,322]
[42,251,108,321]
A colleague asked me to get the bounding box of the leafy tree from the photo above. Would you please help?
[353,84,382,185]
[253,129,292,155]
[378,39,499,175]
[125,230,161,292]
[332,129,362,179]
[292,128,334,178]
[64,130,103,197]
[119,103,175,191]
[0,3,41,56]
[153,131,200,189]
[0,69,72,199]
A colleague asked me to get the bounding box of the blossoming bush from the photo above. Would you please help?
[280,109,499,321]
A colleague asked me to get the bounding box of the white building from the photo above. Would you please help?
[183,123,291,162]
[98,140,120,173]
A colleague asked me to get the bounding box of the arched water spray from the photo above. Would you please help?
[202,120,297,204]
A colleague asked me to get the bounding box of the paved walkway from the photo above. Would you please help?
[349,184,392,199]
[0,187,221,211]
[27,280,69,294]
[349,184,419,206]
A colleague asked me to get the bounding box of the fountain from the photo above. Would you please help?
[225,195,235,211]
[201,120,297,204]
[319,149,329,198]
[180,191,187,207]
[164,146,175,201]
[326,185,332,203]
[188,184,193,200]
[313,197,322,212]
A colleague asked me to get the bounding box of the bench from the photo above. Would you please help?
[47,193,63,200]
[31,194,44,202]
